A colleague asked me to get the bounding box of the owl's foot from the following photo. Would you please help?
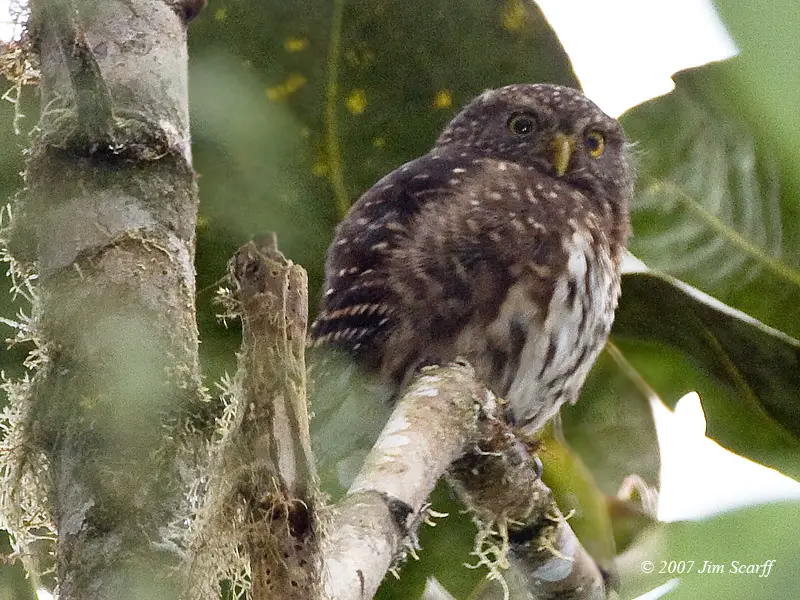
[514,428,544,479]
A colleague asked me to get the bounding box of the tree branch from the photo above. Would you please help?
[1,1,204,598]
[322,362,488,600]
[41,0,114,142]
[186,236,320,600]
[324,361,606,600]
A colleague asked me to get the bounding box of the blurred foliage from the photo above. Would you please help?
[618,501,800,600]
[1,0,799,599]
[621,63,800,339]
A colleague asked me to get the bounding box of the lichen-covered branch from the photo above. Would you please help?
[322,362,488,600]
[0,1,205,598]
[186,237,320,600]
[323,361,605,600]
[449,419,606,600]
[41,0,114,141]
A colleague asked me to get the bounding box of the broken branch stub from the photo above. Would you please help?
[229,236,320,599]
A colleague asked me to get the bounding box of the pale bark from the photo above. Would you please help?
[188,237,320,600]
[322,361,606,600]
[3,1,204,597]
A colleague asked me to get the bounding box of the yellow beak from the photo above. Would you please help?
[552,133,575,177]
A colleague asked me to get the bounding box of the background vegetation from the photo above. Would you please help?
[1,1,798,598]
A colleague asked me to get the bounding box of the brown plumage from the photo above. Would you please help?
[311,84,631,435]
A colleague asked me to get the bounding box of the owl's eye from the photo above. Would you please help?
[507,113,537,135]
[584,131,605,157]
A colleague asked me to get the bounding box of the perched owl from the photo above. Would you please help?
[310,84,631,449]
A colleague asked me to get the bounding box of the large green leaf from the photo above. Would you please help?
[617,502,800,600]
[620,60,800,340]
[563,348,661,496]
[713,0,800,206]
[559,347,661,567]
[187,0,582,397]
[190,0,578,286]
[612,269,800,480]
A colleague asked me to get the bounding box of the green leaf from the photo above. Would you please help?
[607,494,658,556]
[620,60,800,340]
[613,270,800,479]
[563,347,661,496]
[559,346,661,561]
[712,0,800,207]
[539,430,617,573]
[617,502,800,600]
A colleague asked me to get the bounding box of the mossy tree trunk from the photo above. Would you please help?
[6,1,205,597]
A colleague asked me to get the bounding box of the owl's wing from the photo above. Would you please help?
[309,154,466,493]
[310,153,465,366]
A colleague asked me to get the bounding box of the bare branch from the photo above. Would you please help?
[231,236,320,599]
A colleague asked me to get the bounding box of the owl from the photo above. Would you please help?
[310,84,631,444]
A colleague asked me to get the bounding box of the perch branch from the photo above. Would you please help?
[322,362,488,600]
[323,362,606,600]
[449,422,605,600]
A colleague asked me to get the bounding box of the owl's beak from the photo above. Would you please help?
[552,133,575,177]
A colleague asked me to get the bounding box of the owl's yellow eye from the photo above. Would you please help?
[507,113,537,135]
[584,131,605,157]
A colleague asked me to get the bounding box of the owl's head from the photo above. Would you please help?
[435,84,633,200]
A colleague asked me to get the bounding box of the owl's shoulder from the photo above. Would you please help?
[343,153,483,223]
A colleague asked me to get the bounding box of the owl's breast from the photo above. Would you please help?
[463,226,621,432]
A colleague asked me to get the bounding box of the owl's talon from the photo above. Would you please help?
[532,454,543,480]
